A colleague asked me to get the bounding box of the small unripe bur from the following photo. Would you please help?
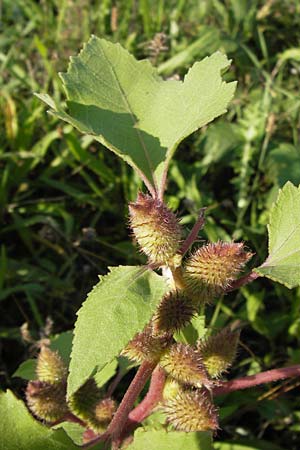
[26,380,68,422]
[163,388,219,432]
[197,327,240,378]
[36,346,67,384]
[68,378,102,423]
[122,324,171,364]
[129,193,181,266]
[85,397,117,432]
[159,343,211,389]
[152,291,197,335]
[183,241,252,303]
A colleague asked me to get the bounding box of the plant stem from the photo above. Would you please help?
[111,366,166,447]
[106,360,156,440]
[179,208,206,256]
[226,270,260,292]
[213,365,300,396]
[127,365,166,425]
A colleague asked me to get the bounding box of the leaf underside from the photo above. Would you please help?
[37,36,236,195]
[67,266,168,397]
[255,182,300,288]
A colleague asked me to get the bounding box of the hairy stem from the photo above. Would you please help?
[226,270,260,292]
[112,366,166,448]
[213,365,300,396]
[179,208,206,256]
[106,360,156,440]
[128,365,166,425]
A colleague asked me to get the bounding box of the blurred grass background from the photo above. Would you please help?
[1,0,300,448]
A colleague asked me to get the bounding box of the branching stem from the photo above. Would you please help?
[127,365,166,426]
[106,360,156,440]
[213,365,300,396]
[226,270,260,292]
[179,209,206,256]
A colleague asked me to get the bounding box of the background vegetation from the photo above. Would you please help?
[1,0,300,448]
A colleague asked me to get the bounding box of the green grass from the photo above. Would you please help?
[1,0,300,448]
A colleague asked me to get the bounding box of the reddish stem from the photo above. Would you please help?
[106,360,156,440]
[213,365,300,396]
[52,412,86,427]
[111,366,166,447]
[226,270,260,292]
[179,209,206,256]
[128,365,166,425]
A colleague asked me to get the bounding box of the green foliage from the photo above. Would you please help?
[0,390,78,450]
[255,182,300,287]
[68,266,168,396]
[127,428,213,450]
[38,36,236,195]
[2,1,300,449]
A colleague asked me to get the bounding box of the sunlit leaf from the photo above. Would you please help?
[255,182,300,288]
[37,36,236,195]
[68,266,168,397]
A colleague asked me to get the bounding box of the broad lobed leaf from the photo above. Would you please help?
[255,182,300,288]
[67,266,168,397]
[37,36,236,195]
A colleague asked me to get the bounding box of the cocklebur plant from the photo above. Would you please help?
[2,37,300,450]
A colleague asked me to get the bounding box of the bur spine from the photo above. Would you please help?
[163,388,219,432]
[183,241,252,303]
[197,327,240,378]
[36,345,67,384]
[159,343,211,389]
[122,324,171,363]
[26,380,68,422]
[129,192,181,266]
[152,291,197,335]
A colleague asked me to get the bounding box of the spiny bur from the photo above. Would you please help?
[197,327,240,378]
[92,398,116,432]
[128,192,182,266]
[36,345,67,384]
[68,378,103,425]
[183,241,253,304]
[159,343,211,389]
[163,388,219,432]
[122,324,172,364]
[152,291,197,335]
[26,380,68,422]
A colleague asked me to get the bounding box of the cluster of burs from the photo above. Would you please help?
[25,192,252,434]
[126,192,252,432]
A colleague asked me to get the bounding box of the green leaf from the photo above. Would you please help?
[215,439,284,450]
[37,36,236,195]
[13,359,36,380]
[175,315,206,345]
[255,182,300,288]
[67,266,168,397]
[0,390,78,450]
[267,144,300,187]
[127,429,213,450]
[94,358,118,388]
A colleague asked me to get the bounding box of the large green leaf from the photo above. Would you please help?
[67,266,168,397]
[37,36,236,195]
[127,429,212,450]
[255,182,300,288]
[0,390,78,450]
